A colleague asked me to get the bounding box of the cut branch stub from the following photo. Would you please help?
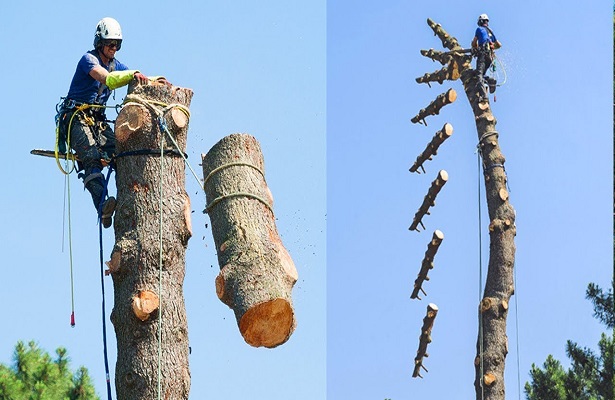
[411,89,457,125]
[410,123,453,173]
[202,133,298,348]
[132,290,159,322]
[411,230,444,300]
[409,170,448,232]
[413,303,439,378]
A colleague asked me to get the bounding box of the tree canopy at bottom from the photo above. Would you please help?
[0,340,98,400]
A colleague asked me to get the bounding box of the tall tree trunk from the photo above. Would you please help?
[422,19,517,400]
[202,133,298,348]
[107,82,193,400]
[461,68,516,400]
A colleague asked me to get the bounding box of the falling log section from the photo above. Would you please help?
[412,303,439,378]
[410,123,453,174]
[411,230,444,300]
[108,81,193,400]
[409,170,448,232]
[423,18,517,400]
[411,89,457,125]
[202,133,298,348]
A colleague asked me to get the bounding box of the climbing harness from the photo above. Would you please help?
[54,98,120,175]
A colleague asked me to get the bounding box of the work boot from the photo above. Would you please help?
[100,196,116,229]
[487,77,497,94]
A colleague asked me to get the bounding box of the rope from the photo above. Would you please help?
[491,54,508,87]
[96,167,115,400]
[115,149,186,159]
[477,131,498,147]
[202,162,271,213]
[476,131,511,193]
[157,116,164,400]
[122,95,203,192]
[204,192,273,214]
[66,173,75,327]
[202,162,266,188]
[514,260,521,400]
[477,152,485,400]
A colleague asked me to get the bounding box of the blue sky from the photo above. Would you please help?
[0,1,324,399]
[0,1,613,400]
[328,1,612,399]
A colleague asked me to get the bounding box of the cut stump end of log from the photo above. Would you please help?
[446,88,457,103]
[442,122,453,137]
[239,298,295,348]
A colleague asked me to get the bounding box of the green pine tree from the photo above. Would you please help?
[524,281,614,400]
[0,341,99,400]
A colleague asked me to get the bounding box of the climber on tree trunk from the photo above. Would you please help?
[471,13,502,102]
[56,17,149,228]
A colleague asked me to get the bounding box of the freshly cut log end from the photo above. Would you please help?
[239,298,295,348]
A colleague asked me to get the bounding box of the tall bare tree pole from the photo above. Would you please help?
[107,81,193,400]
[418,19,517,400]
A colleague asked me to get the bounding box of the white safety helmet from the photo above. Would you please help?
[93,17,123,49]
[477,14,489,26]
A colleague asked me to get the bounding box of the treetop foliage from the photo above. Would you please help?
[0,340,99,400]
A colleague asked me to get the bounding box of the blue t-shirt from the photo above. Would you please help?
[475,26,497,46]
[66,50,128,105]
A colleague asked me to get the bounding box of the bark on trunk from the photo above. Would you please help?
[108,81,193,400]
[202,133,297,348]
[424,19,517,400]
